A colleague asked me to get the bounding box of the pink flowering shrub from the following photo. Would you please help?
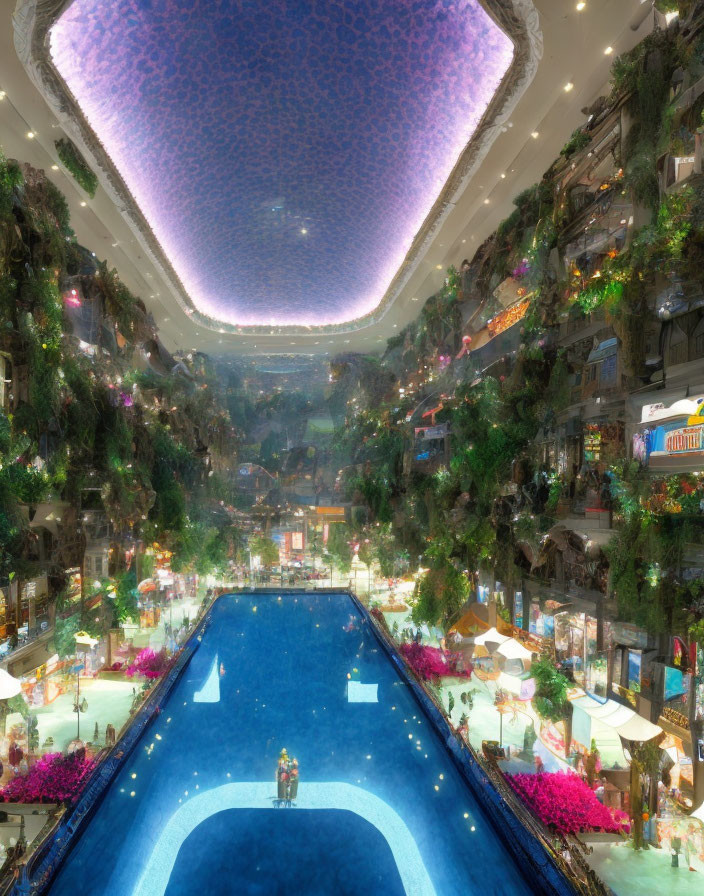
[0,752,95,804]
[400,643,471,681]
[512,259,530,280]
[509,772,630,835]
[125,647,168,679]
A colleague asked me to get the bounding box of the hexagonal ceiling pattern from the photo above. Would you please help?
[50,0,512,328]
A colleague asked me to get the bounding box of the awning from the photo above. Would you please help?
[571,695,662,741]
[587,337,618,363]
[30,501,70,537]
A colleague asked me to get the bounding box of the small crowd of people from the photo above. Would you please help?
[276,748,299,805]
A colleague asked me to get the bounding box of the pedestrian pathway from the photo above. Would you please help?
[586,840,703,895]
[6,678,135,753]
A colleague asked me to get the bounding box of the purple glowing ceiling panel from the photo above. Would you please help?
[50,0,512,327]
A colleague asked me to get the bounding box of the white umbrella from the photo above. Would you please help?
[0,668,22,700]
[473,627,510,648]
[496,638,534,661]
[74,631,98,649]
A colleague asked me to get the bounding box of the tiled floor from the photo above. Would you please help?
[586,841,703,895]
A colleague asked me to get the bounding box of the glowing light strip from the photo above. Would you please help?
[130,782,435,896]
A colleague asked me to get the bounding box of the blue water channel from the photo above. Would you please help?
[47,593,534,895]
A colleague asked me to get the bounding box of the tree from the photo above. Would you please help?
[531,656,573,757]
[249,535,279,568]
[412,556,469,630]
[325,523,353,574]
[627,739,661,850]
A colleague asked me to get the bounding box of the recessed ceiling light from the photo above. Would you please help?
[300,228,307,235]
[564,82,574,92]
[51,164,59,170]
[436,264,442,270]
[531,131,539,139]
[576,2,585,10]
[604,46,613,55]
[411,296,418,301]
[500,173,506,179]
[80,201,87,207]
[0,91,6,100]
[483,198,490,205]
[26,131,35,139]
[461,239,466,243]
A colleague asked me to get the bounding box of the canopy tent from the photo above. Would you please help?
[473,627,510,648]
[496,638,534,661]
[497,670,536,700]
[448,607,513,638]
[571,695,662,742]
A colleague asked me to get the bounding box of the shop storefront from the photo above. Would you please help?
[20,654,66,707]
[582,419,625,465]
[554,610,610,695]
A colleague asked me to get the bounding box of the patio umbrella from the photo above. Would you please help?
[0,669,22,700]
[473,627,510,649]
[74,631,99,649]
[496,638,534,661]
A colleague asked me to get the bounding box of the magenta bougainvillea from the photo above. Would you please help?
[399,642,471,681]
[125,647,168,679]
[0,752,95,804]
[509,772,630,835]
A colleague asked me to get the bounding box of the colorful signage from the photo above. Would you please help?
[514,590,523,628]
[638,396,704,465]
[665,425,704,454]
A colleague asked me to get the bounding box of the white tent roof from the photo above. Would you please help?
[0,668,22,700]
[496,638,534,660]
[473,627,510,647]
[571,695,662,742]
[692,801,704,825]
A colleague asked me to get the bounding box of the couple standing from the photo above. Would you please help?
[277,748,299,803]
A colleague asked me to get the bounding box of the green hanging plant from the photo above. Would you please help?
[54,138,98,198]
[560,129,592,160]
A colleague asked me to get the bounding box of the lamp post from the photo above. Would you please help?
[73,632,98,742]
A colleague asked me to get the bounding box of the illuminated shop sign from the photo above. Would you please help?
[637,396,704,464]
[487,299,530,337]
[665,426,704,454]
[414,423,449,440]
